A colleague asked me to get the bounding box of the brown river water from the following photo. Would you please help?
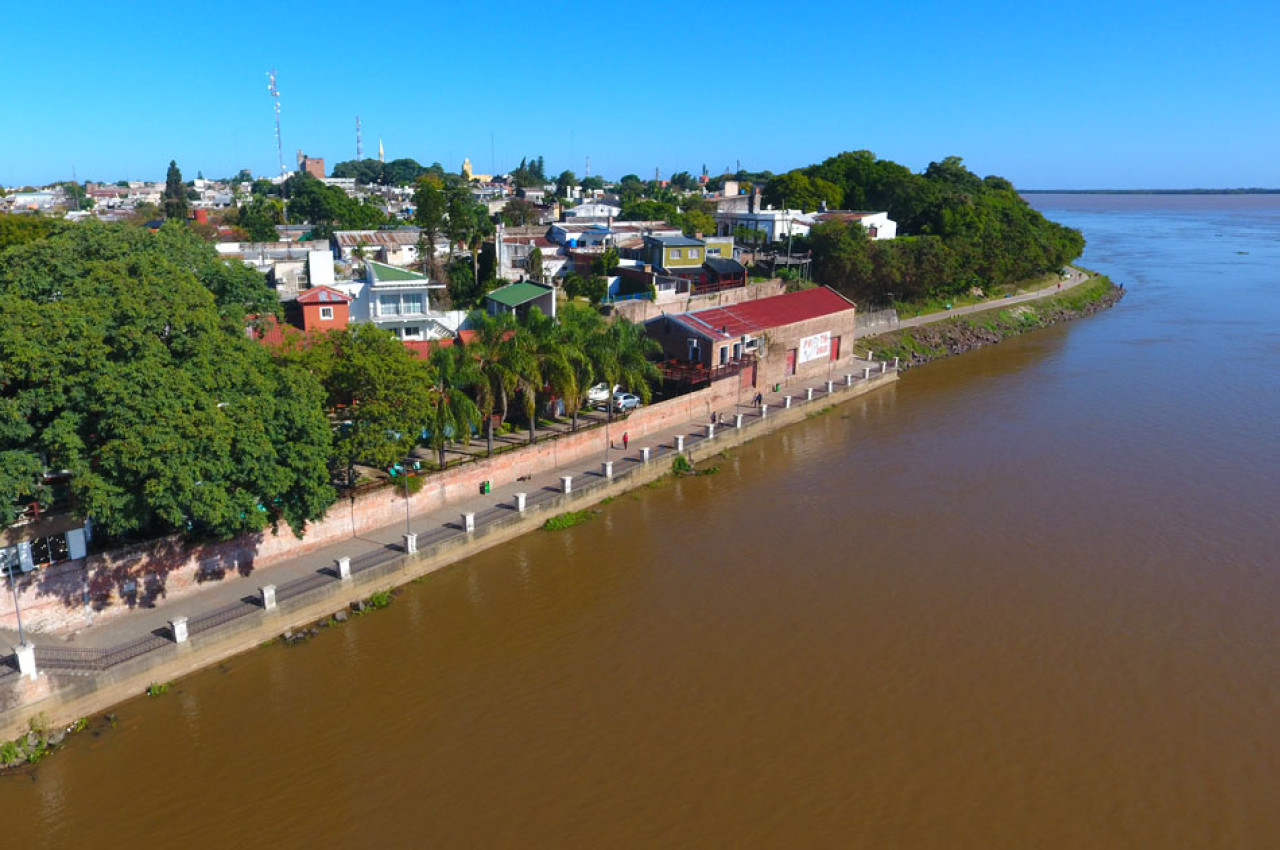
[3,195,1278,847]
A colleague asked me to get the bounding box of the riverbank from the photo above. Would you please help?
[0,366,898,742]
[861,276,1122,368]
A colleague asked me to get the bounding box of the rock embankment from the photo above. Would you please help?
[864,278,1123,369]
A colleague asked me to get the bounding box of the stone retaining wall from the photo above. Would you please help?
[1,379,745,634]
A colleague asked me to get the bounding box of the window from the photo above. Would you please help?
[401,326,422,340]
[319,306,334,321]
[402,293,424,315]
[671,249,682,259]
[378,294,400,316]
[689,248,700,259]
[719,346,728,365]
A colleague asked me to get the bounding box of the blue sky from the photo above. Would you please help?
[4,0,1277,189]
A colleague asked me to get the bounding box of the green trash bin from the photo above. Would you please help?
[773,383,781,393]
[480,480,491,495]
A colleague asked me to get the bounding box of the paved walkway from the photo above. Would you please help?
[858,266,1094,337]
[2,361,894,659]
[4,270,1101,663]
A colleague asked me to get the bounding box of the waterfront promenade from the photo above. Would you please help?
[0,270,1101,733]
[0,357,899,733]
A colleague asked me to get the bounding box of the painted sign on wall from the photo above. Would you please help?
[797,331,831,364]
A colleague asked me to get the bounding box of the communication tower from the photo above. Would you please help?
[356,116,363,159]
[267,70,285,176]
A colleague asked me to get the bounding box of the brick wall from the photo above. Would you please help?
[611,279,785,324]
[0,383,739,634]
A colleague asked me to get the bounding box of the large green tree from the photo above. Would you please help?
[413,176,448,277]
[162,160,189,221]
[422,346,484,469]
[0,227,333,541]
[280,324,434,488]
[0,219,279,322]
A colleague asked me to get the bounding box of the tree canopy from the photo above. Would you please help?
[795,150,1084,304]
[162,160,189,221]
[0,221,332,540]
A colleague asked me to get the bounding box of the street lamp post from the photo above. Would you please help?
[402,463,413,536]
[8,566,26,646]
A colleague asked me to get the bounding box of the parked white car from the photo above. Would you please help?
[588,383,620,403]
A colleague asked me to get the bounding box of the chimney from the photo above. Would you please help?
[694,232,703,240]
[749,188,760,214]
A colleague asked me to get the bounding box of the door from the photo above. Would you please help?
[785,349,796,376]
[830,335,841,362]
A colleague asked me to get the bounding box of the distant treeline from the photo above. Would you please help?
[791,151,1084,306]
[1020,188,1280,195]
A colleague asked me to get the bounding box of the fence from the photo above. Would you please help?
[855,308,900,334]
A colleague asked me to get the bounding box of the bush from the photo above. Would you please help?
[542,510,594,531]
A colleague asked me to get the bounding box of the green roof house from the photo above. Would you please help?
[485,281,557,320]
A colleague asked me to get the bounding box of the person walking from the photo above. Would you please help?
[622,431,629,451]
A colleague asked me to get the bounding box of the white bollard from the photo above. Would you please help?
[734,413,744,428]
[403,532,418,553]
[170,616,189,644]
[893,357,900,369]
[845,374,854,386]
[806,387,815,401]
[863,367,872,379]
[602,461,613,479]
[336,556,352,580]
[640,447,651,463]
[785,396,793,409]
[881,361,888,373]
[514,492,527,512]
[462,512,475,533]
[705,423,716,439]
[826,380,834,393]
[761,404,768,418]
[260,584,277,611]
[561,475,573,494]
[13,643,36,681]
[674,434,685,452]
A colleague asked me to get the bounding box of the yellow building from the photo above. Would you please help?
[462,158,492,182]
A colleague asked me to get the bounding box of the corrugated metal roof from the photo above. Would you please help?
[334,229,420,247]
[296,285,351,304]
[671,287,855,339]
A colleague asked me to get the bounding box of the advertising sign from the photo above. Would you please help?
[797,331,831,364]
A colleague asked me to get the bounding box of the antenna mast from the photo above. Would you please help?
[356,116,363,159]
[267,70,284,177]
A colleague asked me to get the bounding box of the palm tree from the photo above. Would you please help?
[558,304,608,431]
[513,307,573,445]
[588,317,661,422]
[422,345,484,470]
[467,311,521,456]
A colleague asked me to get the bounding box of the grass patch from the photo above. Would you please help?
[542,510,595,531]
[671,455,693,474]
[806,404,835,419]
[366,590,394,609]
[863,275,1118,364]
[146,682,171,697]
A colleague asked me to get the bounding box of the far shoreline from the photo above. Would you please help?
[1021,188,1280,195]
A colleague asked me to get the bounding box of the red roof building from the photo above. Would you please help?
[645,286,858,391]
